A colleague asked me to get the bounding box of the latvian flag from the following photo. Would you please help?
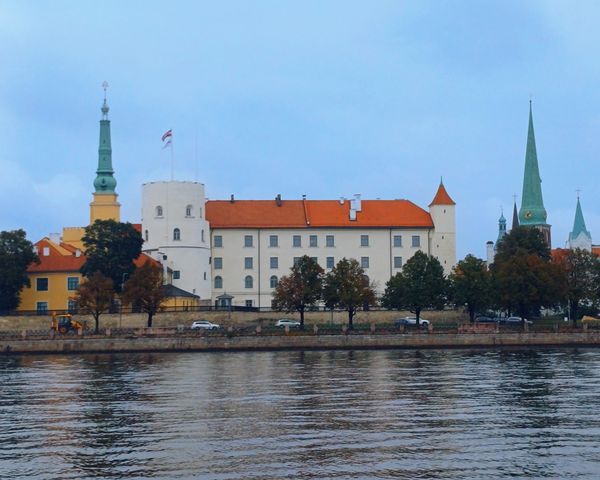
[162,129,172,148]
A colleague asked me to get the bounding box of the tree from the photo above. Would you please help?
[0,230,39,312]
[75,271,114,333]
[323,258,376,330]
[121,261,166,328]
[449,254,491,322]
[81,220,143,293]
[382,251,447,325]
[492,227,564,322]
[553,248,600,326]
[272,255,324,329]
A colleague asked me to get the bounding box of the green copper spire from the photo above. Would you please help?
[497,210,507,243]
[93,81,117,194]
[569,196,591,242]
[518,101,547,226]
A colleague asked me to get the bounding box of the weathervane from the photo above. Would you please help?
[576,188,581,199]
[101,81,109,119]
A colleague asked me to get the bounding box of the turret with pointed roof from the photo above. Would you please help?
[497,211,507,244]
[429,178,456,206]
[518,102,551,245]
[511,201,519,230]
[568,196,592,251]
[428,179,456,273]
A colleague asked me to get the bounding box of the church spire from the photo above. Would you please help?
[518,101,547,226]
[93,81,117,194]
[511,199,519,230]
[569,195,592,250]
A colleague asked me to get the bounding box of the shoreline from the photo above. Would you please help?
[2,331,600,355]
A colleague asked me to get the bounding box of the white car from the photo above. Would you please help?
[395,316,430,327]
[275,319,301,328]
[191,320,220,330]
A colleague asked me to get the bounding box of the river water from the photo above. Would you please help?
[1,349,599,479]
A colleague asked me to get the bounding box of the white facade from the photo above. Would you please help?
[141,181,211,300]
[211,225,452,308]
[429,202,456,272]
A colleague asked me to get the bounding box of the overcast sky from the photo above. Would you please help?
[2,1,600,259]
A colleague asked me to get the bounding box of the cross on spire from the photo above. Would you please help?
[101,80,109,119]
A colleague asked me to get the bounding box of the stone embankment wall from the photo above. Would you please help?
[2,331,600,355]
[0,310,467,331]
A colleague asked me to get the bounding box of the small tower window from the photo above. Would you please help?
[214,276,223,289]
[245,275,253,289]
[199,207,203,218]
[201,229,205,242]
[270,275,278,288]
[173,228,181,241]
[156,206,163,217]
[185,205,192,217]
[144,230,149,242]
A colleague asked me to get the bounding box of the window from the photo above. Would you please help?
[204,272,207,280]
[245,257,253,269]
[67,277,79,291]
[155,206,163,217]
[214,257,223,269]
[173,228,181,241]
[293,257,300,266]
[245,300,253,307]
[214,235,223,247]
[201,230,205,242]
[244,235,253,247]
[394,256,403,268]
[36,302,48,314]
[185,205,192,217]
[361,256,369,268]
[311,257,318,264]
[412,235,421,247]
[270,275,278,288]
[173,270,181,279]
[199,207,203,218]
[67,299,77,313]
[36,278,48,291]
[245,275,253,289]
[326,256,334,269]
[270,257,278,269]
[214,276,223,289]
[309,235,318,247]
[144,230,149,242]
[360,235,369,247]
[393,235,402,247]
[269,235,278,247]
[326,235,335,247]
[293,235,301,247]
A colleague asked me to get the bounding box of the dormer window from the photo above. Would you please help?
[156,206,163,217]
[185,205,192,217]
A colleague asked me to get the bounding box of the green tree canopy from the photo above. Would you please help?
[323,258,376,330]
[0,229,39,312]
[382,251,447,324]
[122,261,166,328]
[553,248,600,326]
[272,255,324,329]
[495,226,550,263]
[449,254,491,322]
[81,220,143,293]
[75,271,114,333]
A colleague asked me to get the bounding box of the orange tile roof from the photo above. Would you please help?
[206,199,433,229]
[592,246,600,256]
[28,238,158,273]
[429,182,455,206]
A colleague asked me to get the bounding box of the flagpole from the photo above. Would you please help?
[170,133,174,181]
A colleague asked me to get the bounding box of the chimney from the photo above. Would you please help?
[230,194,235,203]
[486,241,494,267]
[49,232,61,244]
[75,249,81,258]
[302,194,306,200]
[275,194,282,206]
[339,197,345,205]
[353,194,362,212]
[349,209,357,221]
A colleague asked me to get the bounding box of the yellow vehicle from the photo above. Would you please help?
[51,313,83,334]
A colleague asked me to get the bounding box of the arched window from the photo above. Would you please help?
[214,276,223,289]
[201,229,205,242]
[144,230,149,241]
[245,275,253,289]
[156,206,163,217]
[185,205,192,217]
[173,228,181,241]
[270,275,278,288]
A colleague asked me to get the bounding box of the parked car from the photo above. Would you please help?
[499,316,532,325]
[191,320,220,330]
[395,316,430,327]
[275,319,301,328]
[475,316,496,323]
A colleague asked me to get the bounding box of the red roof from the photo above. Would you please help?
[429,182,455,206]
[28,238,158,273]
[206,199,434,229]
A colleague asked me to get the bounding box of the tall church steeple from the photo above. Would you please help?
[568,195,592,251]
[90,81,121,223]
[518,101,551,245]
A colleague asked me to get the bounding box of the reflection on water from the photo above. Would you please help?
[1,349,600,479]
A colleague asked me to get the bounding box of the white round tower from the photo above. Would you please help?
[142,181,211,301]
